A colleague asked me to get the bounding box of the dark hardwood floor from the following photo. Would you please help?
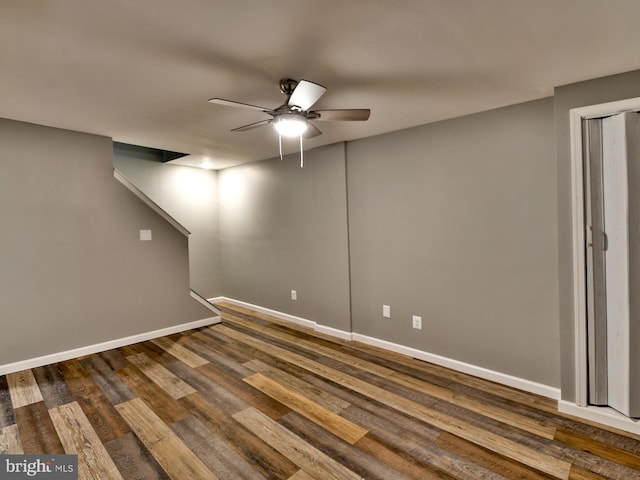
[1,301,640,479]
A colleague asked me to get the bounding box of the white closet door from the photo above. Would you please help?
[624,112,640,418]
[601,112,640,418]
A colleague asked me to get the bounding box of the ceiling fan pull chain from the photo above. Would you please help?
[300,135,304,168]
[279,132,283,161]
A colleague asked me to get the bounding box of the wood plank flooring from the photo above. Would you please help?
[1,301,640,479]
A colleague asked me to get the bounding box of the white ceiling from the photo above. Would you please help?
[3,0,640,169]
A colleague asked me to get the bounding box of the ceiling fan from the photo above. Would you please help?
[208,78,370,139]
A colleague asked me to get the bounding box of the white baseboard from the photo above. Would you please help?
[352,333,561,400]
[558,400,640,436]
[208,297,317,329]
[314,324,353,341]
[0,316,220,376]
[210,296,354,341]
[210,296,560,400]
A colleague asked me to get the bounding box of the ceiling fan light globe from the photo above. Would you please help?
[274,116,308,137]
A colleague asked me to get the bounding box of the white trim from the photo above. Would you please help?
[314,324,353,341]
[570,107,589,407]
[572,96,640,120]
[190,290,220,314]
[211,297,559,400]
[208,297,316,329]
[569,96,640,408]
[113,168,191,237]
[0,316,220,376]
[209,296,353,339]
[558,400,640,436]
[353,333,561,400]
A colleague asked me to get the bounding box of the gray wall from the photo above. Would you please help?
[217,99,560,387]
[0,119,211,366]
[217,142,352,332]
[348,98,559,387]
[113,151,220,298]
[554,69,640,401]
[10,65,640,391]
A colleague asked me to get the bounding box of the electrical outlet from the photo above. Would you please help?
[383,305,391,318]
[412,315,422,330]
[291,290,297,301]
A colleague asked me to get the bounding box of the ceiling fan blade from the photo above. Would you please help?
[231,119,271,132]
[288,80,326,111]
[303,123,322,138]
[208,98,273,113]
[310,109,371,121]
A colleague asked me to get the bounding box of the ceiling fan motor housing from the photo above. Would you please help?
[279,78,299,96]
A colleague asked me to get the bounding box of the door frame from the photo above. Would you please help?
[569,97,640,408]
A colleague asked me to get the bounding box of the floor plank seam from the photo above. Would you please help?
[0,303,638,479]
